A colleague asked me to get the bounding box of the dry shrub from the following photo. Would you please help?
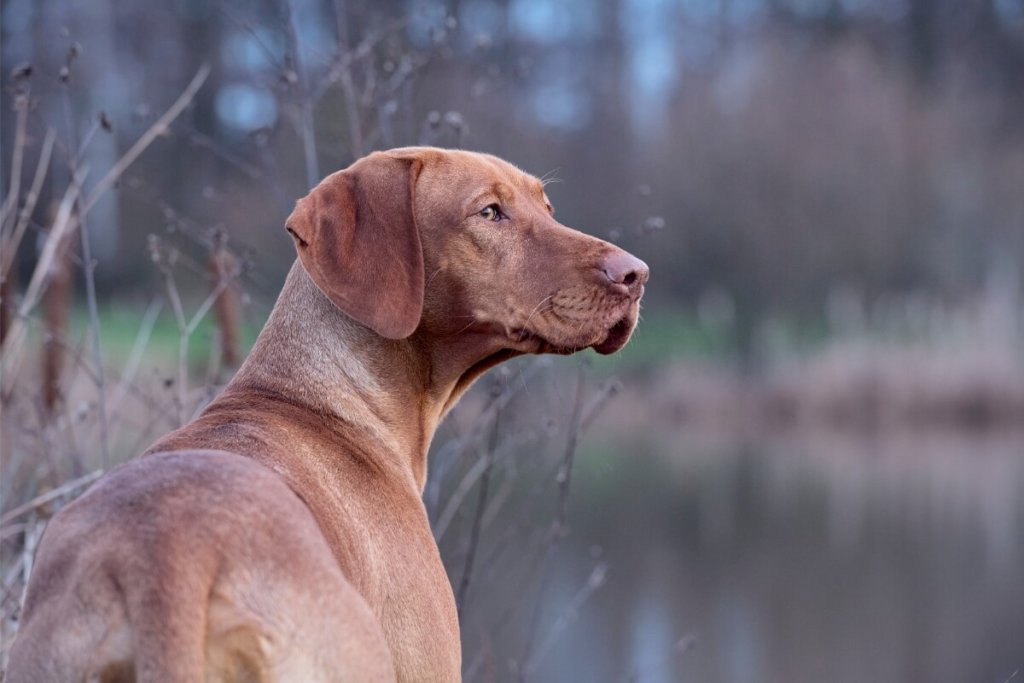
[207,230,243,369]
[619,278,1024,433]
[760,276,1024,430]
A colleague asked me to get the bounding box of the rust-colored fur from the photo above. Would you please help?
[8,148,649,682]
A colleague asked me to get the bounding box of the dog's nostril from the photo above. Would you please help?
[601,251,649,290]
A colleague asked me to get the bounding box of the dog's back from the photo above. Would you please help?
[7,450,395,683]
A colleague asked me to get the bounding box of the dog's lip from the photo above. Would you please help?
[512,287,644,355]
[512,308,637,357]
[592,315,634,355]
[510,328,576,355]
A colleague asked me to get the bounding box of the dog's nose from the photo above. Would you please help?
[601,251,649,296]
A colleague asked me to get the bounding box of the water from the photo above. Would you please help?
[441,415,1024,683]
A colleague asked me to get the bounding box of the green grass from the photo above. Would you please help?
[66,304,261,372]
[61,304,756,377]
[588,308,737,373]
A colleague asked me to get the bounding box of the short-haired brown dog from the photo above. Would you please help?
[8,148,648,682]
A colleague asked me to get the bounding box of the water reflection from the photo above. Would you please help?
[447,420,1024,682]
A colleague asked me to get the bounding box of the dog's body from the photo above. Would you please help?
[7,148,648,682]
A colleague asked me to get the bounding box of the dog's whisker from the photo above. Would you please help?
[539,168,562,186]
[425,267,444,288]
[450,317,481,338]
[517,295,554,342]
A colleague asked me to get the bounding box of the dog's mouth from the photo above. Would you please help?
[512,304,639,357]
[592,315,636,355]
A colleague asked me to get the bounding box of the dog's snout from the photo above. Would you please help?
[600,251,649,296]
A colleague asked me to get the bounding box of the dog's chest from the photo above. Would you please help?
[309,481,463,681]
[254,431,463,680]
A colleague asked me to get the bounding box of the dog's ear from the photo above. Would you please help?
[286,154,424,339]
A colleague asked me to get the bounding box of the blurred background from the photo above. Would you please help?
[2,0,1023,681]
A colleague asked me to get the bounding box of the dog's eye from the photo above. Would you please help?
[479,204,504,222]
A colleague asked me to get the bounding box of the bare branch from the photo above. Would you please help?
[187,260,242,337]
[311,19,406,104]
[455,391,501,617]
[1,128,56,277]
[106,298,163,444]
[427,360,548,525]
[283,1,319,188]
[0,469,103,526]
[82,65,210,214]
[331,0,364,158]
[0,91,29,231]
[518,364,588,681]
[524,561,609,678]
[69,169,110,467]
[149,236,189,425]
[0,175,84,393]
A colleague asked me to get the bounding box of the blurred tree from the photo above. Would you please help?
[2,0,1022,331]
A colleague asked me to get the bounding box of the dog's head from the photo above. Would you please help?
[286,147,648,358]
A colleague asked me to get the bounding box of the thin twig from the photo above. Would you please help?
[82,65,210,214]
[555,366,586,538]
[17,516,43,616]
[580,379,623,431]
[31,324,168,424]
[0,469,103,525]
[158,249,241,425]
[284,1,319,188]
[0,176,84,393]
[105,298,163,448]
[331,0,364,159]
[311,19,406,104]
[0,91,29,231]
[623,634,698,682]
[157,254,189,426]
[428,360,547,527]
[181,127,266,181]
[1,129,56,277]
[470,376,620,681]
[524,561,609,677]
[455,390,501,617]
[75,118,101,162]
[68,168,110,467]
[433,424,531,542]
[218,7,288,73]
[186,262,242,336]
[518,364,586,681]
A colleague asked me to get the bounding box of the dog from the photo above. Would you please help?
[7,147,649,682]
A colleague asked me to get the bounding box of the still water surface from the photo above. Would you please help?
[445,420,1024,683]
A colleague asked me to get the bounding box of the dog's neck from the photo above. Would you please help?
[228,262,500,491]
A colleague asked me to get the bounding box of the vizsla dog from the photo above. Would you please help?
[7,147,648,682]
